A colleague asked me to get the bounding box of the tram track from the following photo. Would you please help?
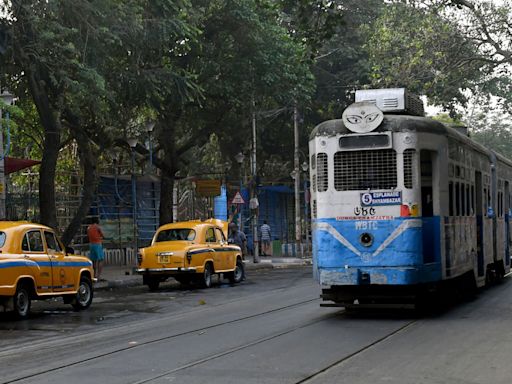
[0,294,321,384]
[0,275,314,356]
[295,319,418,384]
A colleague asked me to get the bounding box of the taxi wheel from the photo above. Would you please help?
[14,283,31,319]
[72,276,93,311]
[201,263,213,288]
[147,278,160,292]
[228,259,244,284]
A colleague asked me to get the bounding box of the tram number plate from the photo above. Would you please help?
[158,255,170,263]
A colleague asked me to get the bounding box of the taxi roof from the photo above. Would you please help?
[156,219,229,238]
[0,221,52,231]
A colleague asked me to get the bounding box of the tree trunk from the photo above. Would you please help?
[160,175,175,225]
[158,114,178,225]
[38,129,60,229]
[61,114,99,246]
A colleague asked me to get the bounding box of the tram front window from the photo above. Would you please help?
[334,149,397,191]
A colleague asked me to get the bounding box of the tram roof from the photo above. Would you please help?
[310,115,512,167]
[309,115,448,139]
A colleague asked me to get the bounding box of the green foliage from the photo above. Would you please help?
[364,3,486,112]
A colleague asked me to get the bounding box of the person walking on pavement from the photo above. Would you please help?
[260,220,272,256]
[228,222,247,258]
[87,217,106,281]
[228,222,247,280]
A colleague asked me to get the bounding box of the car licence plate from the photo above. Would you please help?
[158,255,170,263]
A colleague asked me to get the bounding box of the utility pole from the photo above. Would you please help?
[251,97,260,263]
[0,90,14,220]
[293,104,301,255]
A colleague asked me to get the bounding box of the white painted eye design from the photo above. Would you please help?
[346,115,362,124]
[365,112,380,123]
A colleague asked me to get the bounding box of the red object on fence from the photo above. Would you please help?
[4,157,41,175]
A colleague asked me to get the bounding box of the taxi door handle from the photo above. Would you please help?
[23,254,30,259]
[50,255,58,259]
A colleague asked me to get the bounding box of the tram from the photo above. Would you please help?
[309,88,512,307]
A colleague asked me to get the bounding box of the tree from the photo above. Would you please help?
[1,0,197,242]
[364,2,487,114]
[390,1,512,112]
[140,0,314,224]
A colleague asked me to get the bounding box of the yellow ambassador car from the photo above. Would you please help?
[0,222,94,318]
[137,219,245,291]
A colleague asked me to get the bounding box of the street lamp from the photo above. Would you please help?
[0,89,14,220]
[234,152,245,231]
[301,161,310,257]
[145,121,155,172]
[127,138,138,259]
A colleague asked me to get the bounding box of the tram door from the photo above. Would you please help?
[475,171,484,276]
[505,181,511,266]
[420,150,436,263]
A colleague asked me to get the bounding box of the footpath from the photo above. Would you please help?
[94,256,312,290]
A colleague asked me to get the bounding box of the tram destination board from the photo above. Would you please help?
[361,191,402,206]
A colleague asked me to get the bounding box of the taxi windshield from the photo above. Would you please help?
[0,231,5,247]
[156,228,195,242]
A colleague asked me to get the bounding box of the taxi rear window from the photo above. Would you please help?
[156,229,195,242]
[0,232,5,247]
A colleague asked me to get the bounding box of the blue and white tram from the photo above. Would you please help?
[309,88,512,307]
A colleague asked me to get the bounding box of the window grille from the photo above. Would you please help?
[312,200,317,218]
[317,153,328,192]
[334,149,397,191]
[312,173,317,192]
[311,154,316,170]
[403,149,415,188]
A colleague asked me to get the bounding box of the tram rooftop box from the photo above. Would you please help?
[355,88,424,117]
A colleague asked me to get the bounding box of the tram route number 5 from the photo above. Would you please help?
[354,206,376,216]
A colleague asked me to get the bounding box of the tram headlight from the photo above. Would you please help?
[360,232,373,247]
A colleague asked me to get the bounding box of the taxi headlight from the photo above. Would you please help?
[186,252,192,263]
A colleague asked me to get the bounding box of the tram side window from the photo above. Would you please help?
[455,182,461,216]
[466,184,471,216]
[499,191,504,217]
[403,149,415,189]
[449,182,454,216]
[461,183,466,216]
[483,187,488,217]
[317,153,328,192]
[471,185,475,216]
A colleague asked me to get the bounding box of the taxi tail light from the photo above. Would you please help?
[400,204,410,217]
[137,252,143,265]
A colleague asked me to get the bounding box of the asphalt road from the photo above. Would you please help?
[1,267,512,383]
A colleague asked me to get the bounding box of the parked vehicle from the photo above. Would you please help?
[0,221,94,318]
[136,219,244,291]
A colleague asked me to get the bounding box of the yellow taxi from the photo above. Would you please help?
[0,222,94,318]
[136,219,244,291]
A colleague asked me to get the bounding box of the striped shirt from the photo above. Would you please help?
[260,224,271,241]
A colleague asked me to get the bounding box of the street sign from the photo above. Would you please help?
[231,191,245,204]
[195,179,221,197]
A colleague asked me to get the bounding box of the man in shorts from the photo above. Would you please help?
[260,220,272,256]
[87,217,105,280]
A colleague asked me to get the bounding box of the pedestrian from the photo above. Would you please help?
[228,222,247,280]
[87,217,105,281]
[260,220,272,256]
[228,222,247,259]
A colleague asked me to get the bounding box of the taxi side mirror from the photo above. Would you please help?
[65,246,75,255]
